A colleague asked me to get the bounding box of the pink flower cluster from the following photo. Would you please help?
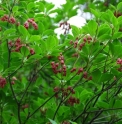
[0,77,7,88]
[51,54,66,76]
[24,18,38,30]
[117,58,122,65]
[0,15,16,24]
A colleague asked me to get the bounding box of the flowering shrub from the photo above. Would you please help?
[1,0,122,124]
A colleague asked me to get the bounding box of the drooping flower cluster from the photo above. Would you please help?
[71,35,92,49]
[117,58,122,65]
[59,21,71,34]
[70,67,92,80]
[22,104,29,110]
[70,67,84,74]
[53,86,79,106]
[11,76,17,85]
[62,86,75,96]
[69,36,92,59]
[51,53,66,76]
[0,15,38,30]
[0,76,7,88]
[53,86,75,98]
[24,18,38,30]
[77,68,84,75]
[8,38,35,55]
[51,53,92,80]
[117,58,122,72]
[83,35,92,43]
[67,96,80,106]
[114,11,122,18]
[0,15,16,24]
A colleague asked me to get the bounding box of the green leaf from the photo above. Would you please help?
[48,119,57,124]
[26,54,42,64]
[109,4,116,11]
[100,73,113,82]
[117,2,122,11]
[80,89,93,102]
[97,24,112,37]
[98,34,111,41]
[101,12,110,22]
[34,97,44,106]
[107,9,114,20]
[40,40,47,55]
[109,42,114,55]
[20,46,30,56]
[33,45,42,54]
[0,10,5,15]
[93,53,107,63]
[97,101,109,109]
[69,121,78,124]
[90,42,100,55]
[3,28,16,36]
[46,3,55,13]
[82,25,90,34]
[29,35,41,42]
[58,106,70,116]
[114,45,122,57]
[53,36,59,46]
[51,49,62,56]
[87,20,98,36]
[27,2,35,11]
[109,98,115,108]
[117,16,122,24]
[114,100,122,108]
[12,6,18,13]
[18,25,30,39]
[43,29,54,36]
[35,77,42,86]
[0,90,6,101]
[11,52,23,59]
[91,69,101,83]
[90,9,100,18]
[45,36,58,51]
[38,2,45,12]
[111,68,119,76]
[4,66,18,74]
[112,32,122,39]
[82,45,89,56]
[111,16,118,29]
[20,12,28,20]
[99,92,107,101]
[38,22,45,34]
[0,64,4,72]
[71,25,80,37]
